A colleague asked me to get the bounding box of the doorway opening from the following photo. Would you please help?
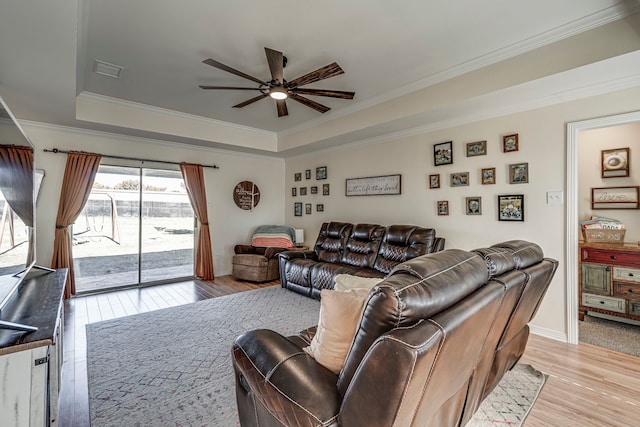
[566,110,640,345]
[72,165,195,294]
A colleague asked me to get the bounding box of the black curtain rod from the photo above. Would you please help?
[42,148,220,169]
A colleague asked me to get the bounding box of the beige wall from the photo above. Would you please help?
[578,123,640,242]
[23,123,285,276]
[285,86,640,340]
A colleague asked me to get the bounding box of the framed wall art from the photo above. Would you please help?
[316,166,328,180]
[306,169,311,179]
[294,172,302,182]
[502,134,519,153]
[437,200,449,216]
[316,203,324,212]
[466,197,482,215]
[601,147,629,178]
[481,167,496,185]
[450,172,469,187]
[498,194,524,221]
[346,174,401,196]
[323,183,330,195]
[294,202,302,216]
[300,187,307,196]
[292,187,297,197]
[509,162,529,184]
[466,140,487,157]
[305,203,312,215]
[429,174,440,189]
[434,141,453,166]
[311,186,318,194]
[591,186,639,209]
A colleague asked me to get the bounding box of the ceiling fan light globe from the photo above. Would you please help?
[269,89,288,100]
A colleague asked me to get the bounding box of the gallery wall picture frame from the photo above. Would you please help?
[294,172,302,182]
[300,187,307,196]
[502,134,519,152]
[481,167,496,185]
[434,141,453,166]
[498,194,524,221]
[316,166,328,180]
[305,169,311,179]
[305,203,312,215]
[294,202,302,216]
[323,183,330,195]
[311,186,318,194]
[591,186,639,209]
[508,162,529,184]
[292,187,297,197]
[466,197,482,215]
[437,200,449,216]
[450,172,469,187]
[316,203,324,212]
[346,174,402,196]
[601,147,630,178]
[466,140,487,157]
[429,174,440,189]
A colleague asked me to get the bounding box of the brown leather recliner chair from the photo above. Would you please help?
[232,240,558,426]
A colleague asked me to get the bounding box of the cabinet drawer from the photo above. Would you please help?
[630,301,640,316]
[614,283,640,302]
[613,266,640,284]
[581,248,640,266]
[581,293,626,313]
[581,263,610,294]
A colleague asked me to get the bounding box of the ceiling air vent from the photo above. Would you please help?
[93,60,124,79]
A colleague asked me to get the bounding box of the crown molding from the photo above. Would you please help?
[77,92,276,138]
[20,119,284,162]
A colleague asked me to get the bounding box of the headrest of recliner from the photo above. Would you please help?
[471,247,516,277]
[326,222,352,238]
[490,240,544,269]
[352,224,382,240]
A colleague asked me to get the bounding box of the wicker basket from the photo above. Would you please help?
[582,228,626,244]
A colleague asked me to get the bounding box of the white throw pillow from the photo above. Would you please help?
[303,288,369,374]
[334,274,383,292]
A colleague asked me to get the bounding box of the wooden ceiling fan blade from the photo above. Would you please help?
[233,94,268,108]
[287,62,344,88]
[202,58,266,85]
[289,94,330,113]
[290,88,355,99]
[264,47,284,84]
[276,99,288,117]
[199,86,262,90]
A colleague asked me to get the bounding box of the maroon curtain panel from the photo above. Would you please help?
[180,163,214,280]
[0,145,34,227]
[51,152,101,298]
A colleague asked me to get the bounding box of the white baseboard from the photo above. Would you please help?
[530,324,567,343]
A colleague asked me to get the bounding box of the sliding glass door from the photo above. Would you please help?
[73,165,194,293]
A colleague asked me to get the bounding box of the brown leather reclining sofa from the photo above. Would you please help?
[278,221,445,299]
[233,240,558,426]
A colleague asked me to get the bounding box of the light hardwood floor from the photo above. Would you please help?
[58,277,640,426]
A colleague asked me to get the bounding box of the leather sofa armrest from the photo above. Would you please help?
[277,249,317,261]
[263,247,289,259]
[433,237,446,252]
[233,329,340,426]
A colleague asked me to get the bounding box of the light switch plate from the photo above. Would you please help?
[547,191,563,205]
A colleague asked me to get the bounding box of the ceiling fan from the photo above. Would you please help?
[199,47,355,117]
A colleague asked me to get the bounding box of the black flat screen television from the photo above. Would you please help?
[0,95,39,331]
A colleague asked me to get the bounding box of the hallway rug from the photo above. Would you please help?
[87,286,545,426]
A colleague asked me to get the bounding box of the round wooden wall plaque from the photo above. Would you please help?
[233,181,260,210]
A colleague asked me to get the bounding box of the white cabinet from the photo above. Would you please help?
[0,269,66,426]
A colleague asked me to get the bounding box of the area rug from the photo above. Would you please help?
[579,314,640,357]
[87,286,545,426]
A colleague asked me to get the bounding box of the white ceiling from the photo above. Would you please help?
[1,0,639,157]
